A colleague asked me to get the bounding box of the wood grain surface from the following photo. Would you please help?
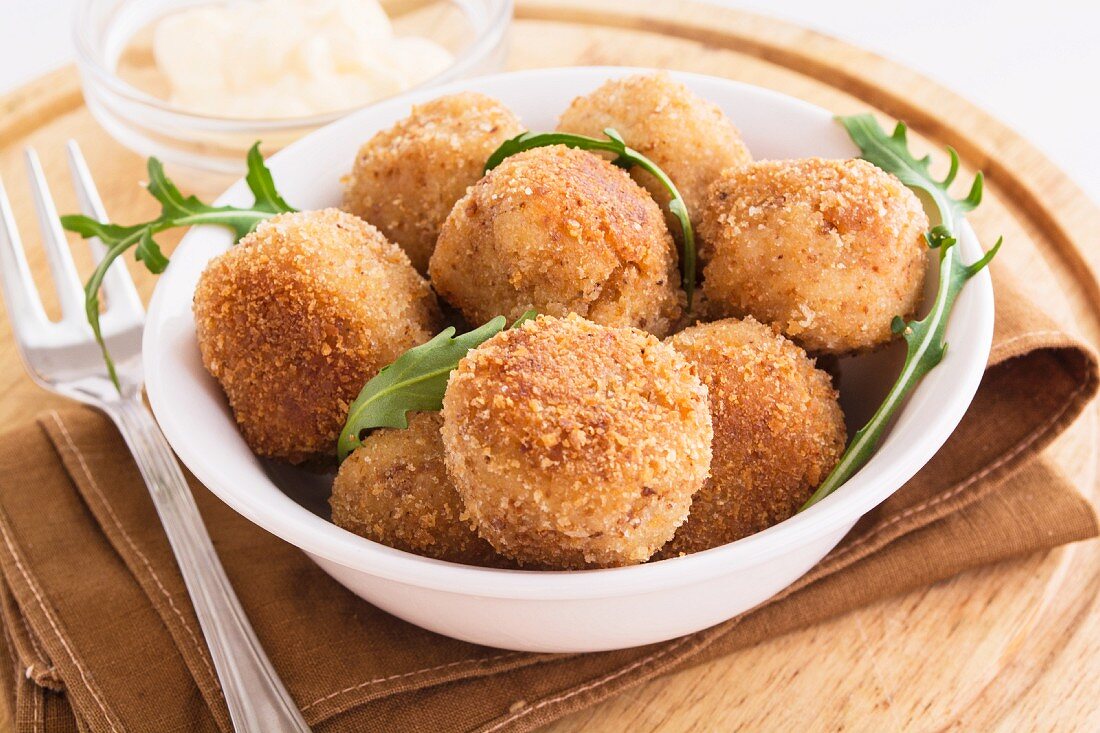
[0,1,1097,730]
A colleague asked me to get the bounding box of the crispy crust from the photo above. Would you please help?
[557,72,752,231]
[429,145,683,337]
[342,92,524,273]
[699,158,929,354]
[441,314,712,569]
[193,209,440,463]
[657,317,847,557]
[331,412,506,567]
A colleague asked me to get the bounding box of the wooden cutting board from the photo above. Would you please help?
[0,0,1097,730]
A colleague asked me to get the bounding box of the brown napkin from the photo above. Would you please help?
[0,269,1096,733]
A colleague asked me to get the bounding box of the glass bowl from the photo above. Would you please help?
[74,0,513,185]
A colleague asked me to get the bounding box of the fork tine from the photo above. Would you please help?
[65,141,143,318]
[24,148,87,324]
[0,173,51,339]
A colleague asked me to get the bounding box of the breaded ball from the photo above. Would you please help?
[343,92,524,273]
[657,318,847,558]
[556,72,752,230]
[194,209,440,464]
[441,314,712,569]
[331,412,503,567]
[699,158,929,354]
[430,145,683,337]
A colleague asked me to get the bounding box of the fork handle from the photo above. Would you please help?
[107,398,311,732]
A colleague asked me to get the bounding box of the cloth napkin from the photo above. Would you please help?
[0,267,1095,733]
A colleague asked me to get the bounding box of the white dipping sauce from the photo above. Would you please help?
[153,0,454,118]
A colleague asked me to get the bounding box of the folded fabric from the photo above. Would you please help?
[0,268,1095,733]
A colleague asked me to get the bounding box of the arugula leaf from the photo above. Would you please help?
[61,142,295,389]
[136,229,169,274]
[243,143,295,214]
[337,311,536,461]
[839,115,981,247]
[485,128,697,309]
[801,115,1001,510]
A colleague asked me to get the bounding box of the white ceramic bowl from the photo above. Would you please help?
[144,67,994,653]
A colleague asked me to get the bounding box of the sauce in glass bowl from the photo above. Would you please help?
[145,0,454,119]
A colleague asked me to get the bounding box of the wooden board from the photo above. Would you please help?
[0,0,1097,730]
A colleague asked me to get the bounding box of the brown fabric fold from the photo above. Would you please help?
[0,268,1095,733]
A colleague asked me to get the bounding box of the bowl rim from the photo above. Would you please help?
[72,0,515,130]
[144,66,995,600]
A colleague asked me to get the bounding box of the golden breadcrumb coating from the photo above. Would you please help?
[331,412,506,567]
[557,72,752,231]
[193,209,440,464]
[441,314,712,569]
[342,92,524,273]
[699,158,929,354]
[657,318,846,558]
[430,145,683,338]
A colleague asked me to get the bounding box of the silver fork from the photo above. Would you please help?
[0,142,311,733]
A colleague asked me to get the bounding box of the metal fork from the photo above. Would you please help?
[0,143,311,733]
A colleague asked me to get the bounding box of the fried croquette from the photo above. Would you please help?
[557,72,752,230]
[343,92,524,273]
[429,145,683,337]
[441,314,713,569]
[699,158,929,354]
[331,412,504,567]
[194,209,440,464]
[657,318,846,557]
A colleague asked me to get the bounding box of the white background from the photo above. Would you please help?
[2,0,1096,201]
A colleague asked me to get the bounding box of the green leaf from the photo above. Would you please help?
[61,141,295,390]
[244,142,294,214]
[510,309,538,328]
[837,115,981,235]
[145,157,207,222]
[801,116,1002,510]
[135,229,169,274]
[484,128,697,309]
[337,312,537,460]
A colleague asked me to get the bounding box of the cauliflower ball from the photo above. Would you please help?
[657,318,847,558]
[556,72,751,230]
[194,209,440,464]
[331,412,504,567]
[441,314,713,569]
[343,92,524,273]
[430,145,683,337]
[699,158,929,354]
